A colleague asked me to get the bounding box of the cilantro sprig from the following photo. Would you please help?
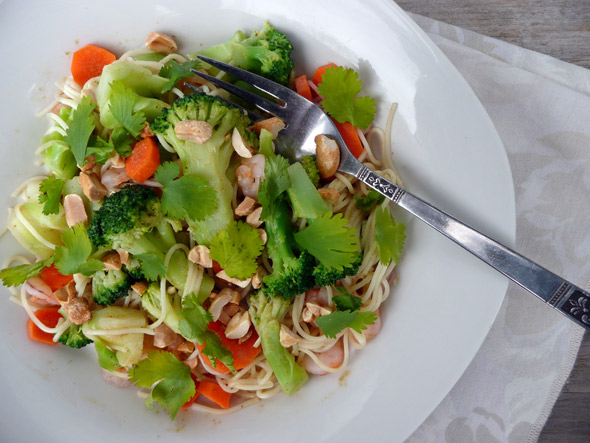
[129,350,195,420]
[209,221,264,280]
[38,177,64,215]
[64,96,96,165]
[154,162,216,221]
[54,223,104,276]
[374,207,406,264]
[0,257,53,287]
[159,59,200,93]
[294,212,359,270]
[316,286,376,339]
[109,81,146,138]
[317,66,376,130]
[178,293,235,371]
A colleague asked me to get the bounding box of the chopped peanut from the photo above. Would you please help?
[257,229,267,245]
[102,252,122,271]
[246,206,263,228]
[232,127,253,158]
[64,297,92,325]
[251,117,286,139]
[234,196,257,217]
[315,134,340,178]
[225,311,251,339]
[215,270,251,288]
[280,325,301,347]
[175,120,213,144]
[209,293,233,322]
[145,31,177,54]
[188,245,213,268]
[318,188,340,204]
[131,281,148,296]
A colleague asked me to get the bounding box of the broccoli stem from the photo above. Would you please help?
[286,162,327,219]
[249,291,308,395]
[265,200,297,270]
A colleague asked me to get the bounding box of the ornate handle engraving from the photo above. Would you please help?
[562,290,590,326]
[358,167,405,203]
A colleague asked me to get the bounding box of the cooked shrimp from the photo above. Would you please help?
[236,154,265,199]
[302,338,344,375]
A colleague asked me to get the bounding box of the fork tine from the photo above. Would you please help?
[183,82,265,122]
[195,55,299,102]
[190,68,286,118]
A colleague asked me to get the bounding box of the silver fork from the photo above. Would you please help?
[192,55,590,331]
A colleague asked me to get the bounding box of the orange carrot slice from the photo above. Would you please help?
[125,137,160,183]
[71,44,116,86]
[27,308,61,346]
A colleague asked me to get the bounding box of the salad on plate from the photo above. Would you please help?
[0,21,406,419]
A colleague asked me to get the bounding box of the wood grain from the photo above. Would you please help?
[394,1,590,440]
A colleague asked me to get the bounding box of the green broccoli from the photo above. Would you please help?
[286,161,327,219]
[125,257,145,282]
[92,269,132,305]
[262,200,315,298]
[300,156,320,188]
[196,21,294,85]
[151,93,256,245]
[87,185,177,260]
[141,282,182,334]
[248,291,308,395]
[313,252,363,287]
[96,61,169,130]
[58,323,93,348]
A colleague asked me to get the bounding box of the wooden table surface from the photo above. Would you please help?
[395,1,590,441]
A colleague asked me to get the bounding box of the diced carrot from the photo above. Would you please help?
[181,373,200,409]
[125,137,160,182]
[294,74,313,101]
[40,264,74,292]
[197,320,261,374]
[312,63,338,85]
[197,380,232,409]
[71,44,116,87]
[211,261,223,274]
[333,120,364,158]
[27,308,62,346]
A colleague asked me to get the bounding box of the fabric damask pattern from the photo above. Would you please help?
[406,14,588,443]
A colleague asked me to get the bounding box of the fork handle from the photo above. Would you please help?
[356,165,590,330]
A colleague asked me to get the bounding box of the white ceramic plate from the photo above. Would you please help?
[0,1,515,441]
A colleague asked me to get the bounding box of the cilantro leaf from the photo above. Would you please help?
[38,177,64,215]
[155,162,216,221]
[258,154,291,221]
[0,257,53,287]
[109,81,146,137]
[64,96,96,165]
[86,135,115,165]
[110,126,134,158]
[316,310,376,339]
[135,254,166,280]
[178,293,235,371]
[129,350,195,420]
[333,286,362,311]
[354,189,385,211]
[294,212,359,270]
[317,66,376,130]
[210,221,264,280]
[54,223,104,276]
[375,207,405,264]
[159,59,200,93]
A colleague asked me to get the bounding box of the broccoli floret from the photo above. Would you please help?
[92,269,132,305]
[151,93,255,245]
[58,323,93,349]
[141,282,182,334]
[262,200,315,298]
[125,257,145,282]
[286,161,327,219]
[197,21,294,85]
[87,185,176,260]
[313,252,363,288]
[300,156,320,188]
[248,291,308,395]
[96,61,168,130]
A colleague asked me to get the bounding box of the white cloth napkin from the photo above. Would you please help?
[405,14,590,443]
